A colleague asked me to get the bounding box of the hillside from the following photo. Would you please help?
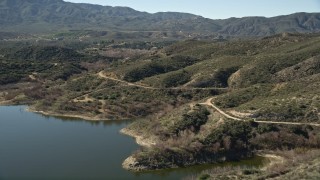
[0,0,320,37]
[98,33,318,171]
[1,33,320,124]
[1,33,320,178]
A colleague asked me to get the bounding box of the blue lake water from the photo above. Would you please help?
[0,106,265,179]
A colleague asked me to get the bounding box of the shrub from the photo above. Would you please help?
[124,55,199,82]
[204,120,253,150]
[170,106,210,134]
[198,174,210,180]
[162,70,191,87]
[191,67,238,88]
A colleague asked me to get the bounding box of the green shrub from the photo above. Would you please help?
[8,46,83,62]
[162,70,191,87]
[192,67,238,88]
[124,55,199,82]
[204,120,253,149]
[198,174,210,180]
[66,75,103,92]
[171,106,210,134]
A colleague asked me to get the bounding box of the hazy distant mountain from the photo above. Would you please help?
[215,13,320,36]
[0,0,320,36]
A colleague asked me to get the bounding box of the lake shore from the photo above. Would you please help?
[120,127,156,148]
[0,100,15,105]
[120,127,285,172]
[0,99,132,121]
[1,102,286,174]
[120,128,160,171]
[26,106,118,121]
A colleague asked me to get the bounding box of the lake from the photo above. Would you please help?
[0,106,266,179]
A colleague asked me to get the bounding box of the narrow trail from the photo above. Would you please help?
[72,73,320,128]
[73,95,95,103]
[98,71,228,91]
[201,98,320,127]
[72,71,228,103]
[200,98,242,121]
[98,71,158,90]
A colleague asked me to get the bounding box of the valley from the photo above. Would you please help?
[1,0,320,179]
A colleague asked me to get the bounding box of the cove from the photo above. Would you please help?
[0,106,265,179]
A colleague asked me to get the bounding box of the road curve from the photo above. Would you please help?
[201,98,320,127]
[200,98,242,121]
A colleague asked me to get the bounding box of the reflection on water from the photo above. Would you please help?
[0,106,267,180]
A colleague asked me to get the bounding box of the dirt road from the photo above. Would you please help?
[201,98,320,127]
[98,71,227,91]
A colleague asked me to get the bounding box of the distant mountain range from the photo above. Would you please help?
[1,0,320,37]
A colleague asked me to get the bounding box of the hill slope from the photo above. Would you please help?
[1,33,320,177]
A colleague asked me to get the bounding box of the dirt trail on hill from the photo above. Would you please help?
[98,71,227,91]
[73,95,95,103]
[201,98,320,127]
[98,71,158,90]
[200,98,242,121]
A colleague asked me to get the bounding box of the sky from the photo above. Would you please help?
[65,0,320,19]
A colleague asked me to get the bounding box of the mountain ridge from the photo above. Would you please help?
[0,0,320,37]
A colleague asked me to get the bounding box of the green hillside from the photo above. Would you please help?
[1,33,320,179]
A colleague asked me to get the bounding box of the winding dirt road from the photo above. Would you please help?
[73,72,320,128]
[98,71,158,90]
[201,98,320,127]
[200,98,242,121]
[98,71,228,91]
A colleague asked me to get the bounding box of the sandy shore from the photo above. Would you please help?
[120,128,156,148]
[120,128,158,171]
[0,100,129,122]
[26,106,115,121]
[0,100,14,105]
